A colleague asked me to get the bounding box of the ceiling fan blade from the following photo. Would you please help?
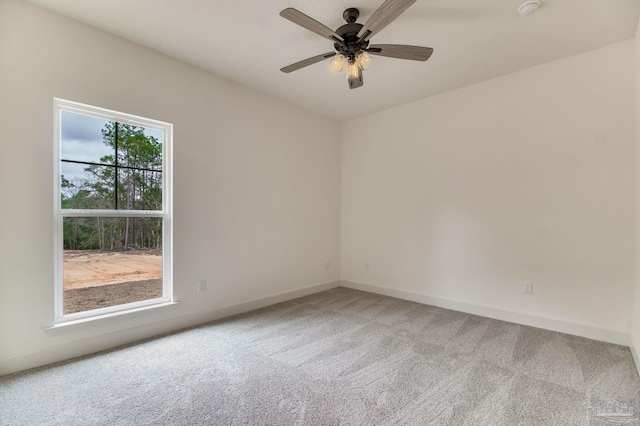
[357,0,417,42]
[280,8,345,44]
[280,52,337,73]
[367,44,433,61]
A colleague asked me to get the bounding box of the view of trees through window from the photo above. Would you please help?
[60,111,165,315]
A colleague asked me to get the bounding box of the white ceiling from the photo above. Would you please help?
[24,0,640,121]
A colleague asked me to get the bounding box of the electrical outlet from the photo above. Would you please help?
[325,260,330,270]
[198,280,207,293]
[364,261,370,271]
[523,281,533,294]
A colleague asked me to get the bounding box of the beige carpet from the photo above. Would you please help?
[1,287,639,425]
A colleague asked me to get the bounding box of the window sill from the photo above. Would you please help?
[45,301,180,336]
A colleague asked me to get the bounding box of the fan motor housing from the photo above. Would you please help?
[334,22,369,57]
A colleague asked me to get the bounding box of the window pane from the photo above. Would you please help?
[115,124,163,170]
[62,217,163,315]
[61,111,114,165]
[61,115,163,211]
[61,162,115,209]
[116,168,163,211]
[114,124,163,210]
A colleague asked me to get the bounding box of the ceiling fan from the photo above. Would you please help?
[279,0,433,89]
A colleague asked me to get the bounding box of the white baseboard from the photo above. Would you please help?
[0,280,340,376]
[629,330,640,378]
[340,280,630,347]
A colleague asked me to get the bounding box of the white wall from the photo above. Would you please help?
[0,0,341,374]
[341,40,635,343]
[631,18,640,365]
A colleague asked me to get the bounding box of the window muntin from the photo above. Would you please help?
[54,99,172,322]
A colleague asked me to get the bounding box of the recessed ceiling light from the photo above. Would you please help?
[518,0,541,16]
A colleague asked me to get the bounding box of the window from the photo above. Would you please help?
[54,99,172,322]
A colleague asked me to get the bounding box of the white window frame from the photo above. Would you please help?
[53,98,173,324]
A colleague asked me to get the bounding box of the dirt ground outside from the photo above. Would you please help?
[63,250,163,314]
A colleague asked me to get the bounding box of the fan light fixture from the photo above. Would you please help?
[356,51,373,70]
[346,59,363,89]
[330,54,347,71]
[347,60,359,79]
[331,52,373,79]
